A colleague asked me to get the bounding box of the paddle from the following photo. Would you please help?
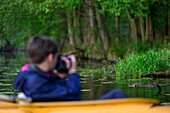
[0,93,32,104]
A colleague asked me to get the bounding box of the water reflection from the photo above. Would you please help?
[0,53,169,103]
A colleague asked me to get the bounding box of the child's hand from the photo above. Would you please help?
[59,55,76,75]
[67,55,76,75]
[54,71,68,78]
[54,55,76,78]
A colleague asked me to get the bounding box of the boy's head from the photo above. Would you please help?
[27,36,59,64]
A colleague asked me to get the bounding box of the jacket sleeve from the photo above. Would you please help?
[15,71,30,91]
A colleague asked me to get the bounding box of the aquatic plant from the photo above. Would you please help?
[115,48,169,79]
[79,65,115,79]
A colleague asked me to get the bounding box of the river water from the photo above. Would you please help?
[0,52,169,103]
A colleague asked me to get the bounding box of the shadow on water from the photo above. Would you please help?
[0,53,169,103]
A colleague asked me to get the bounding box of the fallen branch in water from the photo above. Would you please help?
[141,70,170,80]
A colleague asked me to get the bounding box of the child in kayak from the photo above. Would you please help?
[15,36,81,102]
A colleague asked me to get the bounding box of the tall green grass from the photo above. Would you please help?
[115,48,169,79]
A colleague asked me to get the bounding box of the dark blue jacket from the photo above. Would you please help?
[15,65,81,102]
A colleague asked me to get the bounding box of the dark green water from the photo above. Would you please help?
[0,53,169,103]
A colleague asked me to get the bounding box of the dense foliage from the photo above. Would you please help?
[0,0,169,59]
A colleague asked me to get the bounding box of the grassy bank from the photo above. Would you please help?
[115,48,169,80]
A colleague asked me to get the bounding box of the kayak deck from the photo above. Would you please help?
[0,98,170,113]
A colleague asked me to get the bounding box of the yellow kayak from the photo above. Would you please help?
[0,98,170,113]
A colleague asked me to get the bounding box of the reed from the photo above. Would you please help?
[115,48,169,79]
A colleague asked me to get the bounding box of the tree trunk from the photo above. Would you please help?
[166,0,169,38]
[145,16,153,44]
[77,7,83,44]
[83,1,90,47]
[66,12,75,46]
[60,35,67,51]
[88,0,96,44]
[73,9,78,41]
[139,16,145,42]
[146,1,153,44]
[96,5,111,55]
[115,16,120,42]
[73,8,82,45]
[145,17,149,40]
[148,16,153,43]
[168,9,170,39]
[125,8,138,43]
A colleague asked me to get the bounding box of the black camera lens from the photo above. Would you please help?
[55,54,71,73]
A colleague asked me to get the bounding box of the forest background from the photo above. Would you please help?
[0,0,169,61]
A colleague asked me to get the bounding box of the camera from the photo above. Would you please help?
[55,54,72,73]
